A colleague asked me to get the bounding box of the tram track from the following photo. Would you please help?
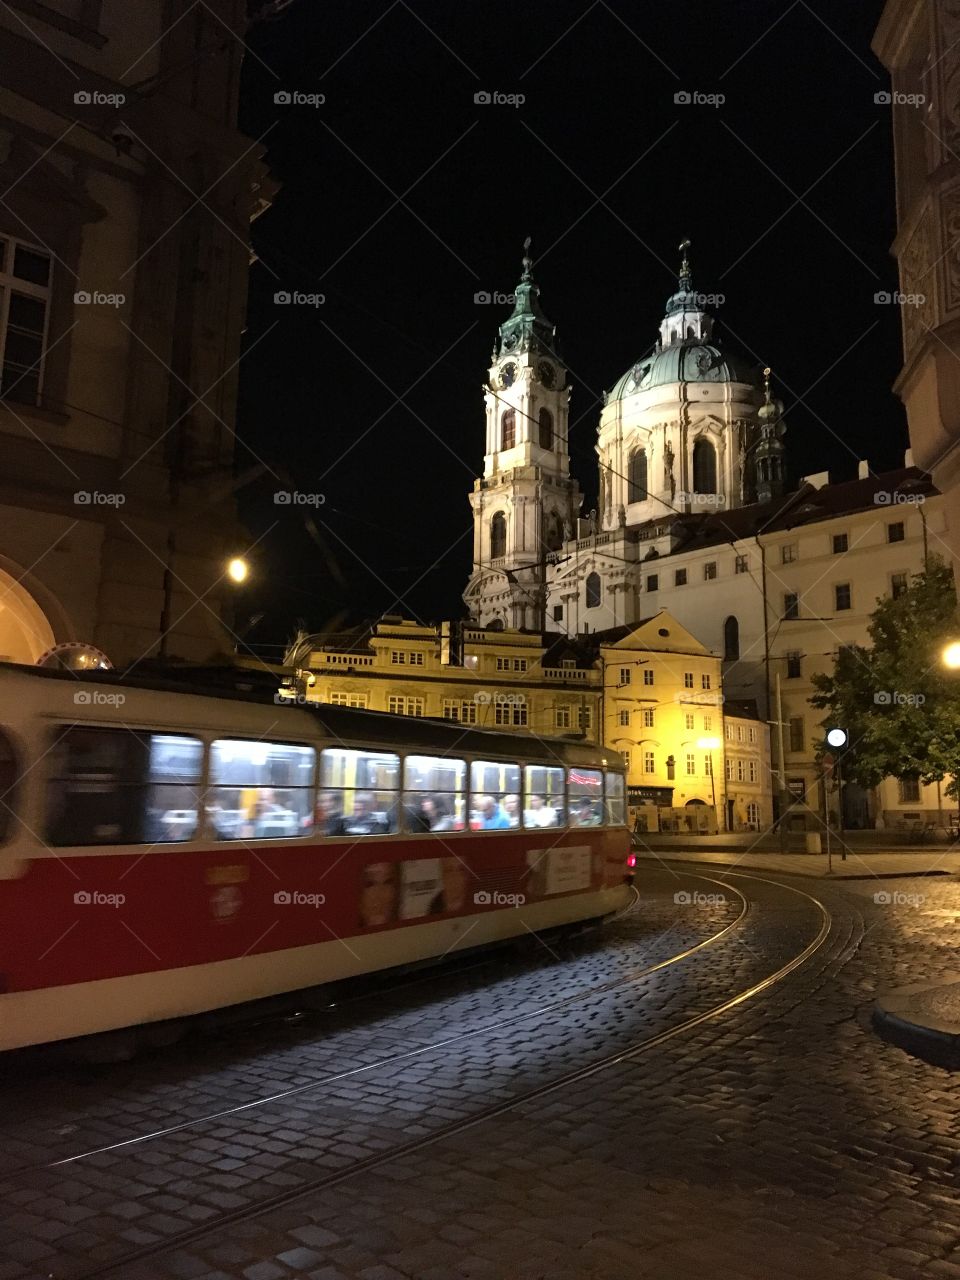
[18,873,745,1175]
[30,869,857,1280]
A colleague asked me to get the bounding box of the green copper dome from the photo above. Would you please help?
[608,342,759,400]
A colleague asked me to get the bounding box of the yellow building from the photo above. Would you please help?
[286,617,602,742]
[281,610,774,835]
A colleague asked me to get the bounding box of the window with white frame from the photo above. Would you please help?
[748,726,758,744]
[619,667,631,685]
[621,749,630,768]
[387,695,424,716]
[684,672,694,688]
[703,715,711,731]
[643,751,655,773]
[579,705,593,732]
[748,760,758,783]
[701,674,711,689]
[643,669,654,686]
[685,753,696,775]
[495,698,527,726]
[725,758,733,781]
[0,236,52,405]
[618,709,630,727]
[442,698,478,724]
[685,713,695,730]
[736,759,745,781]
[643,708,655,728]
[555,705,572,729]
[746,801,760,825]
[328,692,369,708]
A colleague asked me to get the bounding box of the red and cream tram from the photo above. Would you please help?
[0,664,632,1050]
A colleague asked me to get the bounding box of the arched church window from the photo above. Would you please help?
[490,512,506,559]
[686,325,695,338]
[723,615,740,661]
[538,408,553,450]
[692,438,717,494]
[501,410,516,451]
[586,572,601,609]
[628,449,647,502]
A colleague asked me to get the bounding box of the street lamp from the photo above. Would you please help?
[226,556,249,584]
[942,641,960,670]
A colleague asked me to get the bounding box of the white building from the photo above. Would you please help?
[464,243,947,828]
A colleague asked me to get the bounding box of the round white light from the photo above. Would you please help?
[826,728,847,748]
[942,641,960,670]
[227,557,249,584]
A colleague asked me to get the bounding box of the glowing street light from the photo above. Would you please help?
[226,556,249,584]
[942,641,960,670]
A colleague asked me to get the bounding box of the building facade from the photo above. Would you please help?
[0,1,270,666]
[464,244,946,828]
[873,1,960,589]
[283,612,774,834]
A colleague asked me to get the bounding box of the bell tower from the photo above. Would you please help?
[464,240,582,629]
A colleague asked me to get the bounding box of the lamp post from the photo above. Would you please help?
[698,735,721,829]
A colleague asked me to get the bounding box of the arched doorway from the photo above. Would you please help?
[0,566,56,663]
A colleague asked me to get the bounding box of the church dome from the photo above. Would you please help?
[608,341,759,400]
[606,240,759,402]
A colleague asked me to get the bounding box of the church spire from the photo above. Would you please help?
[658,236,714,348]
[755,366,787,503]
[495,236,557,360]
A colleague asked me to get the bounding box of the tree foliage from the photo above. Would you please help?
[809,559,960,796]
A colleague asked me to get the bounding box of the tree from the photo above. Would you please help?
[809,559,960,798]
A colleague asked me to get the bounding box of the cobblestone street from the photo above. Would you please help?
[3,863,959,1280]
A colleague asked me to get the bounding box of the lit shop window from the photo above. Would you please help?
[318,748,399,835]
[568,767,604,826]
[470,760,521,829]
[524,764,564,827]
[402,754,466,832]
[207,739,315,840]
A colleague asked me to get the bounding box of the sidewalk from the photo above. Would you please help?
[633,845,960,879]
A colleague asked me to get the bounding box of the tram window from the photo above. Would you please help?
[0,729,15,841]
[568,768,604,827]
[319,748,399,836]
[523,765,564,828]
[604,771,627,826]
[470,761,521,830]
[46,727,203,846]
[402,755,466,832]
[208,740,315,840]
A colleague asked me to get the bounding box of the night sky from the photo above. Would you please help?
[236,0,898,655]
